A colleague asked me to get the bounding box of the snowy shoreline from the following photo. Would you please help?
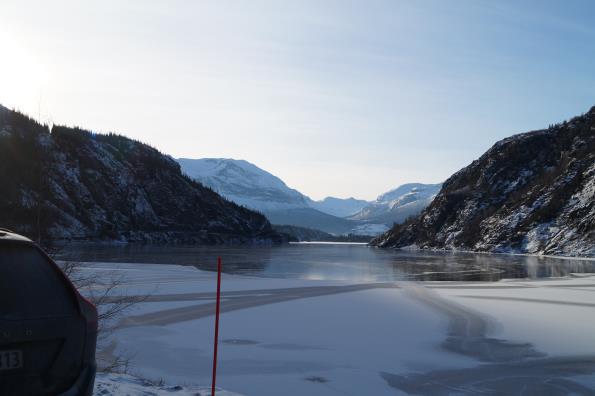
[377,243,595,260]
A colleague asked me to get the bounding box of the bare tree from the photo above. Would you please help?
[58,258,149,372]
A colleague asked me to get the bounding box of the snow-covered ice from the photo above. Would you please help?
[94,372,241,396]
[88,262,595,395]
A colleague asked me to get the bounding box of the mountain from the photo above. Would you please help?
[272,224,372,243]
[372,107,595,257]
[178,158,369,217]
[177,158,440,235]
[265,207,358,235]
[177,158,309,212]
[0,106,282,244]
[307,196,369,217]
[177,158,442,236]
[178,158,369,234]
[350,183,442,225]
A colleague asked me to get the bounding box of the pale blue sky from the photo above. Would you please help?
[1,0,593,200]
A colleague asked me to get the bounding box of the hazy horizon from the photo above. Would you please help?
[1,0,593,200]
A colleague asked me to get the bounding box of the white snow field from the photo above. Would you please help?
[83,262,595,395]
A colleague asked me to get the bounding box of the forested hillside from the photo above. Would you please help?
[0,105,283,244]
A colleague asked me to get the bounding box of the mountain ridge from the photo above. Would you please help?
[178,157,370,216]
[177,157,309,212]
[307,196,369,217]
[372,106,595,257]
[349,183,442,226]
[178,157,370,234]
[178,157,442,235]
[0,107,283,244]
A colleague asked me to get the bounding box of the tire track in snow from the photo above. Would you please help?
[117,283,399,328]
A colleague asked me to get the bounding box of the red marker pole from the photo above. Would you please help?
[211,257,222,396]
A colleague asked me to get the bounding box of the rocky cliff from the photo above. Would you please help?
[373,107,595,257]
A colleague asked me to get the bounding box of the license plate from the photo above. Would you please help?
[0,350,23,370]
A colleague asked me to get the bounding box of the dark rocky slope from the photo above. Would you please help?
[372,107,595,257]
[0,106,282,244]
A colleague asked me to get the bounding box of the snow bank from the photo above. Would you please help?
[94,372,242,396]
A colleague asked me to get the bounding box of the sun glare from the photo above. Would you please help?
[0,33,47,118]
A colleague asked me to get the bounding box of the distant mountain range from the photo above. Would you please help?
[349,183,442,225]
[178,158,363,234]
[308,196,369,218]
[373,106,595,257]
[0,105,282,244]
[178,158,441,235]
[272,224,372,243]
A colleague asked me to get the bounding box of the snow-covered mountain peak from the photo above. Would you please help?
[376,183,440,203]
[350,183,442,225]
[178,158,373,234]
[178,158,309,212]
[179,158,293,192]
[307,196,369,218]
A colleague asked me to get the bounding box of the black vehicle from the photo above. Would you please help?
[0,229,97,395]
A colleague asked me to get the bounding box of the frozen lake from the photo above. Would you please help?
[82,261,595,395]
[57,242,595,282]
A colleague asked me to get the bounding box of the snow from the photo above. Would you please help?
[433,278,595,356]
[350,183,441,226]
[109,287,460,396]
[307,196,369,218]
[177,159,443,235]
[522,222,554,253]
[350,222,389,235]
[376,183,441,203]
[177,158,309,212]
[94,372,242,396]
[503,169,534,194]
[89,262,595,395]
[177,158,371,219]
[178,158,288,192]
[517,161,595,257]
